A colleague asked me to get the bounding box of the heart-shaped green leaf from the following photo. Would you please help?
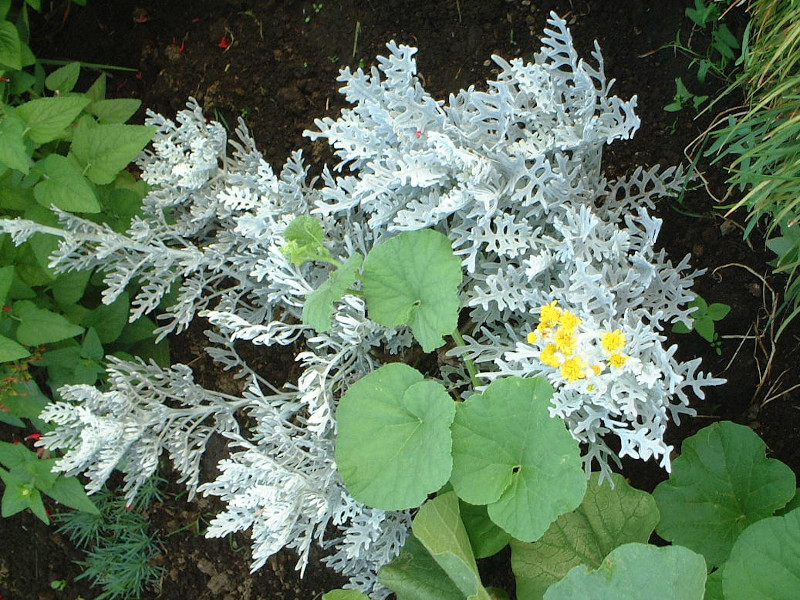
[450,376,585,542]
[14,300,85,346]
[362,229,461,352]
[653,421,796,567]
[722,507,800,600]
[543,543,706,600]
[512,472,660,600]
[336,363,455,510]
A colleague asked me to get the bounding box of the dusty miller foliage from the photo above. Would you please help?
[1,14,724,596]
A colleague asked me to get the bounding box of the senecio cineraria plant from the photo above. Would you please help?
[0,14,724,597]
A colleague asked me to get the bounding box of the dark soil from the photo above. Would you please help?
[2,1,799,599]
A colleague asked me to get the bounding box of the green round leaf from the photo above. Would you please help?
[543,543,706,600]
[653,421,796,567]
[13,300,85,346]
[450,376,585,542]
[303,253,363,332]
[722,508,800,600]
[362,229,462,352]
[512,472,660,600]
[336,363,455,510]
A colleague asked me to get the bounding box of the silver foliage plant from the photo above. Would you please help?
[0,13,724,596]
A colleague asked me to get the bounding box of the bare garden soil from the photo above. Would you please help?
[2,1,799,599]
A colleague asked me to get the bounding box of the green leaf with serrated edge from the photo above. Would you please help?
[50,268,92,307]
[450,377,585,542]
[0,333,29,362]
[653,421,796,567]
[336,363,455,511]
[379,534,465,600]
[303,253,363,332]
[0,109,32,173]
[543,543,706,600]
[34,154,100,212]
[281,215,331,265]
[13,300,85,345]
[0,21,22,70]
[722,508,800,600]
[16,96,90,145]
[362,229,461,352]
[322,591,370,600]
[43,474,99,515]
[0,265,14,305]
[412,492,491,600]
[89,98,142,124]
[511,472,660,600]
[44,62,80,94]
[69,119,155,185]
[84,290,130,344]
[459,500,511,559]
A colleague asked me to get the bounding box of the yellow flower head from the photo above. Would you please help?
[609,353,629,368]
[560,357,586,381]
[591,363,604,376]
[554,328,577,355]
[540,344,561,368]
[527,331,538,345]
[558,310,582,332]
[539,301,562,328]
[601,329,626,353]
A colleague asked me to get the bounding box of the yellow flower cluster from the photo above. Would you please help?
[527,301,630,383]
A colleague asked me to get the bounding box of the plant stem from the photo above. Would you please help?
[451,328,481,389]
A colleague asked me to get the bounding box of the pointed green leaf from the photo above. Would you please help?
[543,543,706,600]
[450,377,585,542]
[303,253,363,332]
[692,317,715,343]
[13,300,85,345]
[85,73,106,103]
[336,363,455,511]
[50,268,92,306]
[44,62,81,94]
[80,327,104,361]
[69,119,155,185]
[362,229,461,352]
[412,492,491,600]
[379,534,465,600]
[512,472,660,600]
[43,474,100,515]
[0,468,43,519]
[722,508,800,600]
[88,98,142,124]
[706,303,731,321]
[0,441,36,470]
[84,290,130,344]
[0,333,30,362]
[653,421,796,567]
[459,500,512,559]
[34,153,100,212]
[16,96,90,144]
[0,109,32,173]
[0,21,22,70]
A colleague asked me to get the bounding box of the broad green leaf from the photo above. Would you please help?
[379,534,465,600]
[80,327,104,361]
[0,468,45,520]
[85,73,106,103]
[44,62,80,94]
[303,253,363,332]
[43,474,100,515]
[16,96,90,145]
[0,379,48,425]
[69,119,155,185]
[281,215,332,265]
[459,501,511,559]
[362,229,461,352]
[27,456,59,490]
[706,303,731,321]
[693,317,715,342]
[0,21,21,70]
[0,441,36,469]
[33,154,100,212]
[88,98,142,124]
[50,268,92,306]
[0,265,13,305]
[336,363,455,511]
[704,569,724,600]
[0,333,29,362]
[722,508,800,600]
[84,290,130,343]
[13,300,85,345]
[653,421,796,567]
[322,591,370,600]
[777,489,800,516]
[450,376,585,542]
[412,492,491,600]
[543,543,706,600]
[511,472,660,600]
[117,315,156,345]
[0,109,32,173]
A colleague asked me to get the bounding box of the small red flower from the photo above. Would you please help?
[25,432,43,442]
[415,130,423,139]
[136,70,144,80]
[218,36,230,49]
[1,305,11,311]
[192,17,201,23]
[179,40,186,53]
[0,76,9,83]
